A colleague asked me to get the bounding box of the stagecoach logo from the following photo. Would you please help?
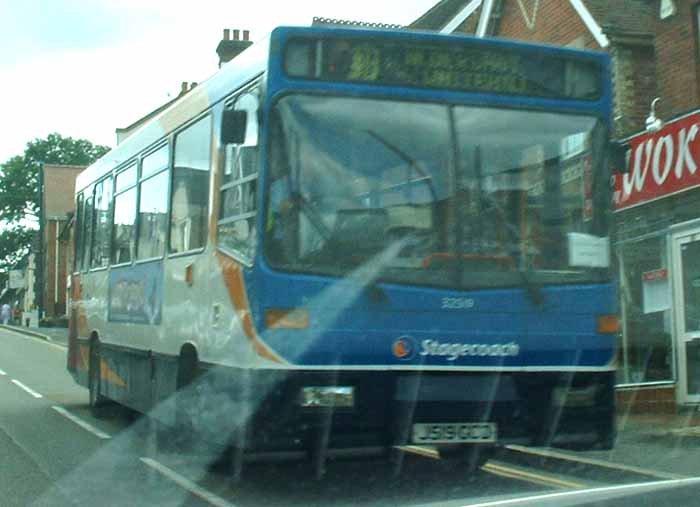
[393,337,521,361]
[393,336,416,360]
[419,340,521,361]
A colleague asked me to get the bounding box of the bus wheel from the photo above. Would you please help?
[175,347,200,452]
[88,339,108,417]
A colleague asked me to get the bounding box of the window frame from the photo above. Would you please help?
[135,141,172,263]
[89,175,114,272]
[73,192,85,274]
[217,83,262,266]
[168,113,213,257]
[111,160,139,267]
[81,187,95,273]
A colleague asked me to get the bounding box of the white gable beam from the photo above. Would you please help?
[440,0,483,34]
[476,0,495,37]
[569,0,610,48]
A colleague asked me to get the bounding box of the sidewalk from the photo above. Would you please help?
[0,324,68,346]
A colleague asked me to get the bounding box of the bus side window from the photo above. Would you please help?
[91,176,113,268]
[170,116,212,254]
[74,193,84,272]
[136,144,170,260]
[82,190,95,271]
[112,163,138,264]
[218,91,259,262]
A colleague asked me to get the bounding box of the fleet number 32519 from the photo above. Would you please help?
[441,297,475,309]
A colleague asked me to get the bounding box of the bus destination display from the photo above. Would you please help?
[285,38,602,101]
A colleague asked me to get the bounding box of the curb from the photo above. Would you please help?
[0,324,53,342]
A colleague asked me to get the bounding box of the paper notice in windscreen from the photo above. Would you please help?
[568,233,610,268]
[642,269,671,314]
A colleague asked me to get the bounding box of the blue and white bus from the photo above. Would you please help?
[68,26,620,475]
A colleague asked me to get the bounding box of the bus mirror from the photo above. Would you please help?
[221,110,247,145]
[609,141,629,174]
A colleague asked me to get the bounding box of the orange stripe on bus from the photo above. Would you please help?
[101,358,127,388]
[215,252,285,364]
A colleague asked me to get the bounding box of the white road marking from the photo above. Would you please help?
[11,379,43,398]
[51,406,111,440]
[139,457,236,507]
[460,476,700,506]
[0,368,6,375]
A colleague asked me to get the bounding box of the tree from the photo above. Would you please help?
[0,133,110,223]
[0,225,35,274]
[0,133,110,274]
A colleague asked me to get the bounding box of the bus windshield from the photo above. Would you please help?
[264,94,609,290]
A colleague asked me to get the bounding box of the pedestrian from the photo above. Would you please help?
[1,303,11,325]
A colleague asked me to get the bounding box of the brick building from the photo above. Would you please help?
[412,0,700,410]
[41,164,85,320]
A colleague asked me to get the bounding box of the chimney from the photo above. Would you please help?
[216,27,253,68]
[180,81,188,95]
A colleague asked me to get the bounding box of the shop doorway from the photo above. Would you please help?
[672,228,700,404]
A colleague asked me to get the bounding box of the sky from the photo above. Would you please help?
[0,0,440,164]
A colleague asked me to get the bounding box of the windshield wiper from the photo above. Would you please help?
[289,191,333,241]
[365,129,439,205]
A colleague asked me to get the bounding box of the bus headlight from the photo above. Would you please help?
[300,386,355,408]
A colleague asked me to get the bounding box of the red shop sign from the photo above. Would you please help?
[642,268,668,282]
[613,111,700,211]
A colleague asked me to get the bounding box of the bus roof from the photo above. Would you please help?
[76,25,609,193]
[75,35,270,192]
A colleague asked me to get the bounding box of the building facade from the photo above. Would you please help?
[41,164,85,321]
[412,0,700,411]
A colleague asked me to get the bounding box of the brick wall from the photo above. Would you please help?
[653,1,700,120]
[42,219,69,318]
[616,385,677,414]
[485,0,601,49]
[43,221,57,317]
[611,42,659,138]
[453,1,700,139]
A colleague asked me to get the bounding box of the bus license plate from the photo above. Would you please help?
[412,423,497,444]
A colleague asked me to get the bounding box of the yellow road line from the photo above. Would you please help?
[505,444,685,481]
[394,445,441,459]
[482,461,585,490]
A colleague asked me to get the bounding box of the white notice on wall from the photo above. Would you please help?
[568,233,610,268]
[642,269,671,314]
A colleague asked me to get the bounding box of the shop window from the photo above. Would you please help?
[170,116,211,254]
[617,235,673,384]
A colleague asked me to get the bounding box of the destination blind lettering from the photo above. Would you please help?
[285,38,601,101]
[346,44,528,95]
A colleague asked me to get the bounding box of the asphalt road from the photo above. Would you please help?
[2,326,699,507]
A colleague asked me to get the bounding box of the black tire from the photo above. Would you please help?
[174,350,199,452]
[88,340,108,417]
